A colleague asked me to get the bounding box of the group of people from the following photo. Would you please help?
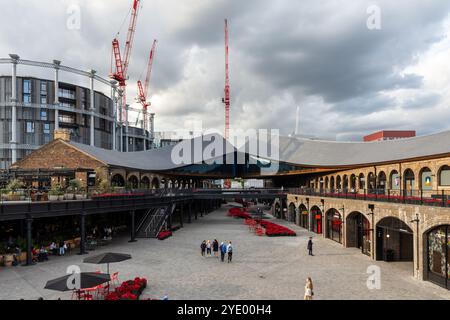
[200,239,233,263]
[49,241,68,256]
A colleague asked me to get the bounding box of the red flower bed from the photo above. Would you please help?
[157,230,172,240]
[105,277,147,300]
[227,208,251,219]
[259,220,296,237]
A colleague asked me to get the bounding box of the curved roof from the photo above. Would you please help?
[68,133,236,171]
[253,130,450,167]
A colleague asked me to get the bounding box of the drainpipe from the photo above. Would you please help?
[9,54,19,164]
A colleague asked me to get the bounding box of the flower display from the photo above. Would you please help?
[228,208,296,237]
[104,277,147,300]
[157,230,173,240]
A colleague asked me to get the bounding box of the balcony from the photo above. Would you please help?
[288,188,450,208]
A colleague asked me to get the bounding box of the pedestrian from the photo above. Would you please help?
[220,242,226,262]
[200,240,206,256]
[206,240,212,256]
[304,277,314,300]
[307,237,313,256]
[227,241,233,263]
[59,240,65,256]
[213,239,219,258]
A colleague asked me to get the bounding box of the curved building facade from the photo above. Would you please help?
[0,56,151,169]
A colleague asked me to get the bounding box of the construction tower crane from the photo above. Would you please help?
[110,0,141,124]
[137,39,157,133]
[222,19,230,140]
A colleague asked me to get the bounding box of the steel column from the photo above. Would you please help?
[79,212,87,255]
[129,210,137,242]
[89,70,96,146]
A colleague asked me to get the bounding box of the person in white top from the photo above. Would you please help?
[304,277,313,300]
[206,240,212,256]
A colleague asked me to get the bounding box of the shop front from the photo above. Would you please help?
[299,204,309,229]
[426,225,450,289]
[311,206,322,234]
[326,209,342,243]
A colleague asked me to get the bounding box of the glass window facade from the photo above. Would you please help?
[58,87,76,99]
[40,109,47,121]
[326,211,342,243]
[26,121,34,133]
[23,79,31,104]
[43,123,50,134]
[427,226,450,289]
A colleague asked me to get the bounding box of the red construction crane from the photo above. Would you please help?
[137,39,157,131]
[223,19,231,189]
[110,0,141,124]
[223,19,230,140]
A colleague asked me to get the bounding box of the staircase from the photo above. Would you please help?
[136,203,177,238]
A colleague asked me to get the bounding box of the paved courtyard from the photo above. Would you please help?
[1,203,450,300]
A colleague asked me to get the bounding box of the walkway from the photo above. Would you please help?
[1,204,450,300]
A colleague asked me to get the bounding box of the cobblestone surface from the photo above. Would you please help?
[1,203,450,300]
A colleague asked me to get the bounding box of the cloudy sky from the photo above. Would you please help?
[2,0,450,140]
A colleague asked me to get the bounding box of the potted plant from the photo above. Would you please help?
[48,184,63,201]
[65,179,81,200]
[6,179,22,201]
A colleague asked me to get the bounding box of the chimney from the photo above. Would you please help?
[54,128,71,142]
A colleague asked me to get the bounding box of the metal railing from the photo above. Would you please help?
[288,188,450,208]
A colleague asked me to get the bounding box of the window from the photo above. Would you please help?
[40,82,47,93]
[26,121,35,133]
[40,96,47,104]
[58,113,75,124]
[58,88,75,100]
[43,123,50,134]
[129,137,133,145]
[23,80,31,93]
[40,110,47,121]
[60,101,75,109]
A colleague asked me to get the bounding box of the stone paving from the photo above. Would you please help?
[1,203,450,300]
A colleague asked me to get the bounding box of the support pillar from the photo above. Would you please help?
[110,80,117,150]
[129,210,137,242]
[53,60,61,131]
[180,204,184,228]
[194,201,198,220]
[10,55,18,164]
[24,217,34,266]
[188,201,192,223]
[118,89,124,152]
[125,105,129,152]
[79,212,87,255]
[89,70,96,147]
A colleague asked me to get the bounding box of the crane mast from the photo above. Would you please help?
[223,19,230,140]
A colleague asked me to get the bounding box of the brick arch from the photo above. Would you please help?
[358,173,365,190]
[111,173,125,187]
[418,166,433,190]
[438,165,450,187]
[140,176,150,189]
[346,211,372,253]
[288,202,297,223]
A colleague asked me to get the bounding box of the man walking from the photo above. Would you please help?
[227,241,233,263]
[220,242,226,262]
[213,239,219,258]
[201,240,206,256]
[307,237,313,256]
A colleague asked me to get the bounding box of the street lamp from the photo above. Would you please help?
[410,213,420,275]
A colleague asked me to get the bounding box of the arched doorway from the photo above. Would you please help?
[420,167,433,191]
[426,225,450,289]
[330,176,335,191]
[403,169,415,196]
[151,177,160,189]
[310,206,322,234]
[343,175,349,191]
[274,202,281,219]
[140,176,150,189]
[346,212,371,256]
[298,204,308,229]
[368,172,376,192]
[326,209,342,243]
[350,174,356,191]
[336,176,342,190]
[358,173,365,190]
[288,203,296,223]
[438,166,450,187]
[325,177,329,190]
[111,174,125,187]
[127,175,139,189]
[377,171,387,191]
[376,217,413,262]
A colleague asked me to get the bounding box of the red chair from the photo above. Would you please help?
[111,272,120,287]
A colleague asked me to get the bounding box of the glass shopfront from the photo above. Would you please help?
[427,225,450,289]
[326,210,342,243]
[311,207,322,234]
[299,206,309,229]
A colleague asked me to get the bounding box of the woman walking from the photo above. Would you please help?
[213,239,219,258]
[201,240,206,256]
[206,240,212,256]
[304,277,314,300]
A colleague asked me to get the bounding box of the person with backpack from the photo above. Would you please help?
[220,242,226,262]
[227,241,233,263]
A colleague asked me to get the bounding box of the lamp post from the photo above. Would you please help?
[368,204,375,259]
[410,213,420,277]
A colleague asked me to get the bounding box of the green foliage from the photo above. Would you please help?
[67,179,82,193]
[98,179,111,194]
[49,184,64,196]
[6,179,22,194]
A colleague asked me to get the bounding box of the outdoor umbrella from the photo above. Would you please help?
[83,252,132,274]
[44,272,111,292]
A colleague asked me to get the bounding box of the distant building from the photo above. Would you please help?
[363,130,416,142]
